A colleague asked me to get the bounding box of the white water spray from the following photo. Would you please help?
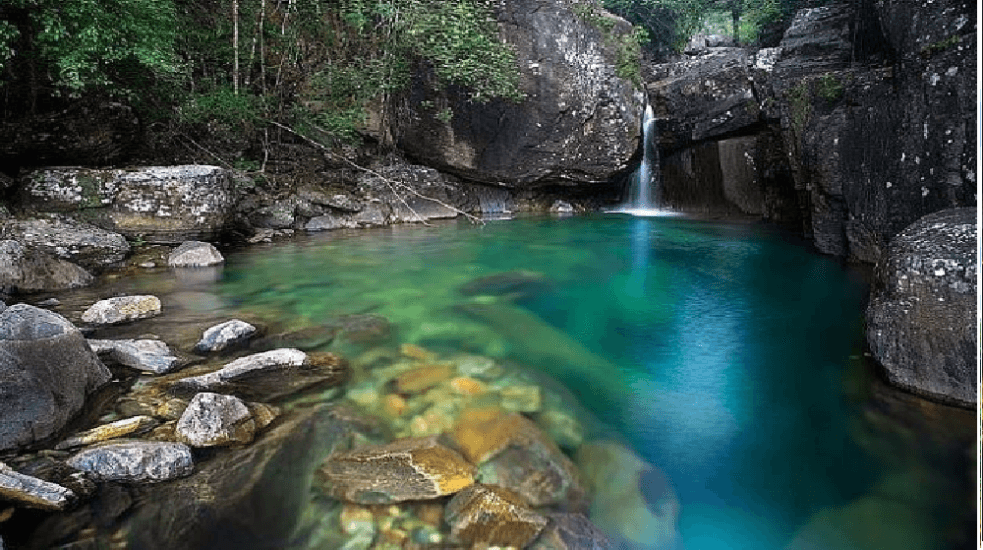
[612,104,676,217]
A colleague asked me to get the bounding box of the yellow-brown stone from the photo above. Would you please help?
[400,343,437,362]
[449,376,486,396]
[382,394,408,417]
[394,364,456,394]
[444,484,547,548]
[451,407,525,465]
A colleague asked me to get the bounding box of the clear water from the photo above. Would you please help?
[46,214,971,549]
[207,214,973,550]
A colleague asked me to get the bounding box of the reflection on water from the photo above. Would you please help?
[49,215,973,549]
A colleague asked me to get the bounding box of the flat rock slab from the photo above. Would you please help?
[81,295,162,325]
[56,416,158,450]
[445,483,547,548]
[0,461,75,510]
[88,338,180,373]
[67,441,194,483]
[867,207,978,407]
[0,239,94,293]
[317,435,475,504]
[176,392,258,448]
[194,319,257,353]
[168,241,224,267]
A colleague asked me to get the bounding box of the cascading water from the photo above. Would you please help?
[613,104,675,216]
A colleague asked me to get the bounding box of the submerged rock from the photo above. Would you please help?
[867,208,978,407]
[0,461,76,510]
[194,319,258,353]
[444,483,547,548]
[458,270,549,298]
[81,295,162,325]
[0,304,111,451]
[168,241,224,268]
[317,436,475,504]
[67,441,194,483]
[531,512,614,550]
[88,338,180,373]
[0,239,94,293]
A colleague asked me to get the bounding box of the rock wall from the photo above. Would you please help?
[389,0,645,188]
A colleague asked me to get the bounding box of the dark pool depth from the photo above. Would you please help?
[210,213,973,550]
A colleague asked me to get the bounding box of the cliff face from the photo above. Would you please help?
[646,0,976,264]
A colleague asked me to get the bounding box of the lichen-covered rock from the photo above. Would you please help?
[866,208,977,407]
[530,513,614,550]
[389,0,644,188]
[0,304,111,451]
[176,392,258,447]
[194,319,257,353]
[66,441,194,482]
[55,416,159,450]
[0,461,76,510]
[87,338,180,373]
[20,165,238,244]
[452,409,586,509]
[0,240,94,294]
[171,348,346,400]
[0,216,130,271]
[444,483,547,548]
[317,436,475,504]
[168,241,224,267]
[81,295,162,325]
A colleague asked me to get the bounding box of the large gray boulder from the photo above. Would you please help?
[0,240,94,294]
[867,208,977,408]
[388,0,644,187]
[20,165,238,243]
[0,216,130,271]
[0,304,111,451]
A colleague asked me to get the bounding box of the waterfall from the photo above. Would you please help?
[612,104,675,216]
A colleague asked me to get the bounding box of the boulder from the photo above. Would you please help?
[0,461,76,511]
[81,295,162,325]
[171,349,347,400]
[389,1,644,187]
[444,483,548,548]
[194,319,258,353]
[168,241,224,267]
[176,392,267,447]
[87,338,180,373]
[866,208,977,407]
[0,240,94,294]
[0,304,111,451]
[20,165,238,244]
[66,441,195,483]
[0,216,130,271]
[317,435,475,504]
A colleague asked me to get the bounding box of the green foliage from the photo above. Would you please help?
[0,20,19,72]
[179,86,259,129]
[435,107,454,124]
[574,3,647,87]
[816,72,844,102]
[920,35,960,57]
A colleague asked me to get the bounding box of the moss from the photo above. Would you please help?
[786,81,811,137]
[816,72,844,103]
[920,35,960,58]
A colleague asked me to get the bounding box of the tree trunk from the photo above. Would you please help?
[233,0,240,95]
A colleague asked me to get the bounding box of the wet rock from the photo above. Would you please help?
[250,324,334,352]
[167,241,224,268]
[452,409,586,509]
[0,304,111,451]
[393,364,456,394]
[444,483,547,548]
[390,1,644,188]
[67,441,194,483]
[171,349,347,400]
[194,319,258,353]
[304,213,350,232]
[81,295,162,325]
[500,384,543,413]
[531,513,614,550]
[329,314,393,346]
[248,200,297,230]
[176,392,260,447]
[867,208,977,407]
[576,441,680,550]
[55,416,159,450]
[459,270,549,298]
[0,240,94,294]
[0,216,130,271]
[0,462,76,511]
[317,435,475,504]
[87,338,180,373]
[454,354,503,380]
[297,187,363,213]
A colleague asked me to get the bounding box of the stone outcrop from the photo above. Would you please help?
[444,483,548,548]
[20,165,237,243]
[168,241,225,267]
[317,436,475,504]
[0,462,76,511]
[0,304,111,451]
[866,208,977,407]
[81,295,162,325]
[0,240,94,294]
[388,0,644,188]
[0,216,130,271]
[66,441,195,483]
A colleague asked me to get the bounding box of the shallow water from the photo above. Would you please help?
[40,214,975,549]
